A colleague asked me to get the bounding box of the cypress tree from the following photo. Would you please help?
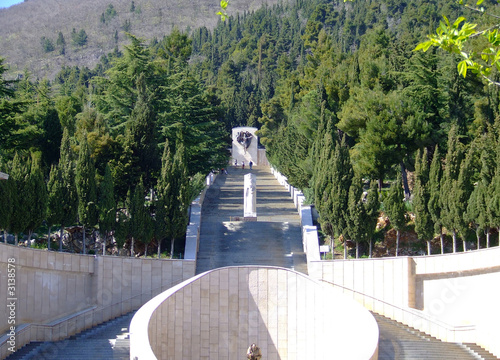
[169,143,190,258]
[384,173,406,257]
[453,145,476,252]
[347,174,366,259]
[479,135,497,247]
[115,211,129,255]
[98,164,115,255]
[129,178,146,257]
[466,181,486,250]
[488,137,500,242]
[428,145,444,253]
[440,126,464,253]
[142,208,154,257]
[59,128,78,251]
[9,153,31,245]
[413,149,434,255]
[0,173,13,243]
[365,180,380,258]
[155,140,173,258]
[314,115,336,222]
[76,135,98,254]
[25,155,48,246]
[46,165,64,250]
[157,140,190,259]
[330,135,353,259]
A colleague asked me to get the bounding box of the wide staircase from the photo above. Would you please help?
[374,312,499,360]
[6,166,499,359]
[5,312,133,360]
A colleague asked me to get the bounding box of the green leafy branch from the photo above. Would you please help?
[217,0,229,21]
[344,0,500,85]
[414,0,500,86]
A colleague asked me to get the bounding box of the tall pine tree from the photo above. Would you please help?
[25,155,48,245]
[59,128,78,251]
[384,173,406,257]
[428,145,444,253]
[413,149,434,255]
[98,164,115,255]
[76,135,98,254]
[365,180,380,258]
[46,164,64,250]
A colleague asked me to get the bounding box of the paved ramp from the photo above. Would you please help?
[196,166,307,274]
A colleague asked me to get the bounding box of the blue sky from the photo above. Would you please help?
[0,0,24,9]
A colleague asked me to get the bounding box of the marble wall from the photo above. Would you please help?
[0,244,196,359]
[131,266,379,360]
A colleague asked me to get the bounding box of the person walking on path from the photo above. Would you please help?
[242,161,245,169]
[249,161,253,170]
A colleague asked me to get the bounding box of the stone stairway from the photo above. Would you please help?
[5,165,500,360]
[196,166,307,275]
[5,311,134,360]
[373,312,499,360]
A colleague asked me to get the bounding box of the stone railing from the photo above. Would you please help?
[130,266,379,360]
[322,280,477,344]
[184,172,217,261]
[269,167,320,268]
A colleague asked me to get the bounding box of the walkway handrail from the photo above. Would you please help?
[320,279,476,339]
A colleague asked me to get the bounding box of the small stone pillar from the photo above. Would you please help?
[244,173,257,221]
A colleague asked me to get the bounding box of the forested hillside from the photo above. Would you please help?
[0,0,285,79]
[1,0,500,258]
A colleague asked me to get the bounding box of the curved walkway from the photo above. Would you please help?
[196,165,307,275]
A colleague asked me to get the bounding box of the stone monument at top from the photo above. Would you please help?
[232,127,259,165]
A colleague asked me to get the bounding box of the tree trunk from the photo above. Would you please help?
[400,162,411,200]
[102,231,107,256]
[485,227,490,248]
[476,228,481,250]
[378,178,383,192]
[452,230,457,253]
[82,225,86,254]
[395,230,400,257]
[15,233,18,246]
[369,238,372,258]
[131,237,134,257]
[440,230,444,254]
[144,243,148,258]
[343,236,347,260]
[3,230,7,243]
[170,237,175,259]
[47,225,52,250]
[59,227,64,252]
[355,241,359,259]
[463,238,467,252]
[27,230,32,247]
[427,240,431,256]
[158,240,161,259]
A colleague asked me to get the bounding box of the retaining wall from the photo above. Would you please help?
[0,244,195,359]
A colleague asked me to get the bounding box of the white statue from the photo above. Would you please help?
[244,173,256,219]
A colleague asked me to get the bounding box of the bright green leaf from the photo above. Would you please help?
[458,60,468,77]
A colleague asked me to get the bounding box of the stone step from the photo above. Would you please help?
[373,312,496,360]
[5,312,134,360]
[463,343,500,360]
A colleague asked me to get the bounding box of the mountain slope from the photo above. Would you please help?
[0,0,283,79]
